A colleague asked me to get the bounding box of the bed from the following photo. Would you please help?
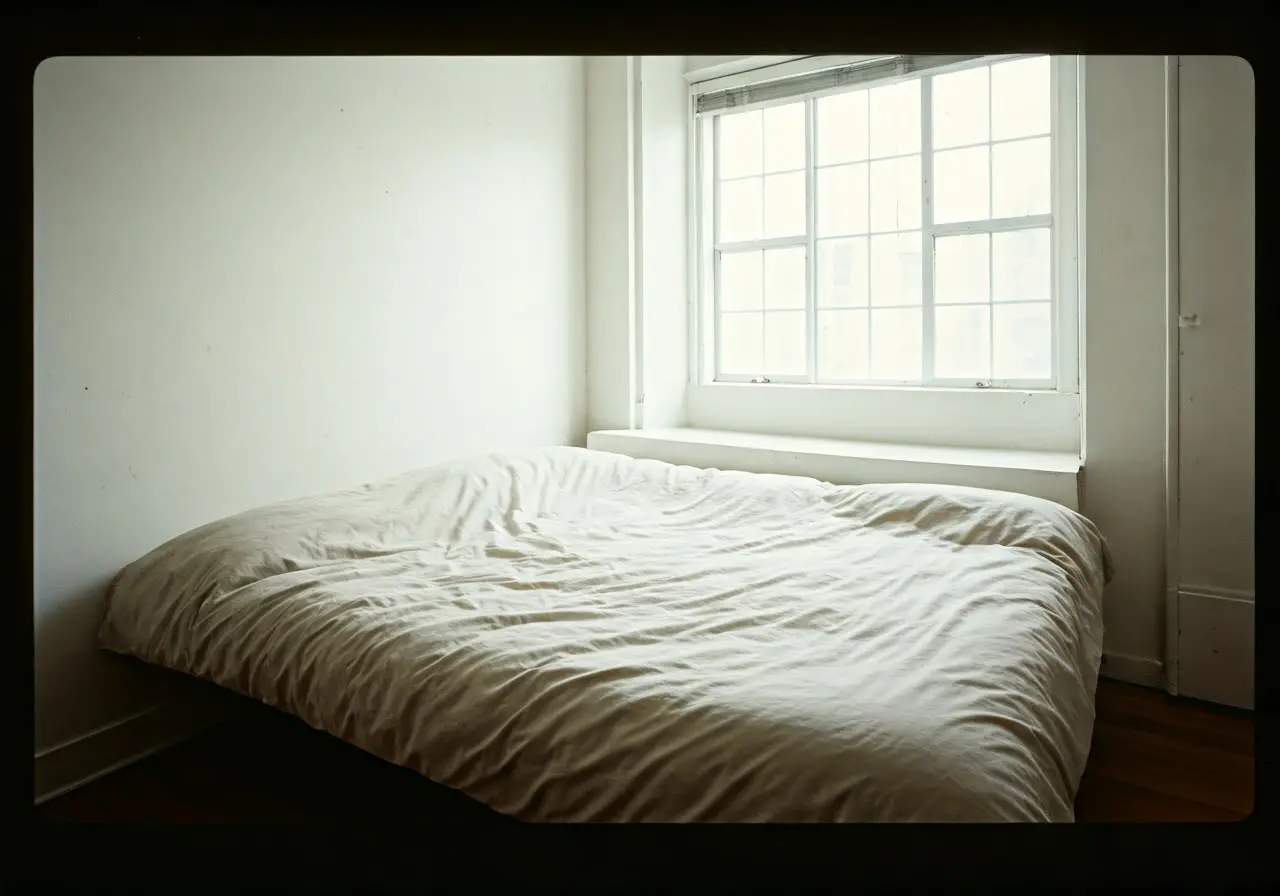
[99,446,1111,822]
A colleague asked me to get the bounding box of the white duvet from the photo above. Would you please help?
[100,446,1111,822]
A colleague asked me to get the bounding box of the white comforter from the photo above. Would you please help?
[100,446,1111,822]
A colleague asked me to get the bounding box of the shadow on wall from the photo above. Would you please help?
[34,571,195,753]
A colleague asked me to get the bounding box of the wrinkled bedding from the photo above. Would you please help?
[100,446,1111,822]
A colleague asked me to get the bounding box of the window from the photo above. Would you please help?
[692,55,1079,394]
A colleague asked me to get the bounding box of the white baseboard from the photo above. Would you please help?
[1176,586,1254,710]
[34,694,242,806]
[1099,651,1164,688]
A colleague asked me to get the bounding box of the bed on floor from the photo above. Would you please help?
[99,446,1111,822]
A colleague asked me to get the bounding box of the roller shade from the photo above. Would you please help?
[695,54,989,115]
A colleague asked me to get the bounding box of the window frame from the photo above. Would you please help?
[689,54,1080,397]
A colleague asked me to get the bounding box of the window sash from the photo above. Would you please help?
[695,54,1078,392]
[696,54,990,116]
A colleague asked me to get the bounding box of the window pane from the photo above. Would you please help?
[991,56,1051,141]
[763,310,807,375]
[719,250,763,311]
[869,155,922,233]
[869,80,921,158]
[720,312,764,374]
[816,163,869,237]
[869,232,922,307]
[816,90,869,166]
[763,247,806,310]
[991,137,1050,218]
[817,237,869,308]
[870,308,922,380]
[992,228,1052,301]
[817,309,870,379]
[763,172,806,239]
[763,102,806,173]
[932,65,990,150]
[934,233,990,304]
[933,146,990,224]
[718,110,762,179]
[719,177,762,243]
[934,305,992,380]
[993,302,1052,380]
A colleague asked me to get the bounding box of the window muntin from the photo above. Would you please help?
[698,55,1071,390]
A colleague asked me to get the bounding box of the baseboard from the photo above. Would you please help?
[34,694,242,806]
[1176,586,1254,710]
[1099,651,1164,688]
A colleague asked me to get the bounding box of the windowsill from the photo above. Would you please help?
[585,428,1084,510]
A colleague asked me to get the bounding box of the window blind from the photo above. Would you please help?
[695,54,989,115]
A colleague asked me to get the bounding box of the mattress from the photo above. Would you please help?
[99,446,1111,822]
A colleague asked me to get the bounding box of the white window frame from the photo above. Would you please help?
[685,55,1083,453]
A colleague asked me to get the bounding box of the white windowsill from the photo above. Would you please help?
[586,428,1084,511]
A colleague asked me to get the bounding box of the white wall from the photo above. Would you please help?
[33,56,586,755]
[684,56,799,79]
[1079,56,1171,678]
[686,56,751,73]
[1173,55,1254,707]
[585,57,638,431]
[638,57,689,428]
[585,56,689,433]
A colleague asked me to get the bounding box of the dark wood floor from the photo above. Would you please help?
[1072,679,1253,821]
[37,678,1253,823]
